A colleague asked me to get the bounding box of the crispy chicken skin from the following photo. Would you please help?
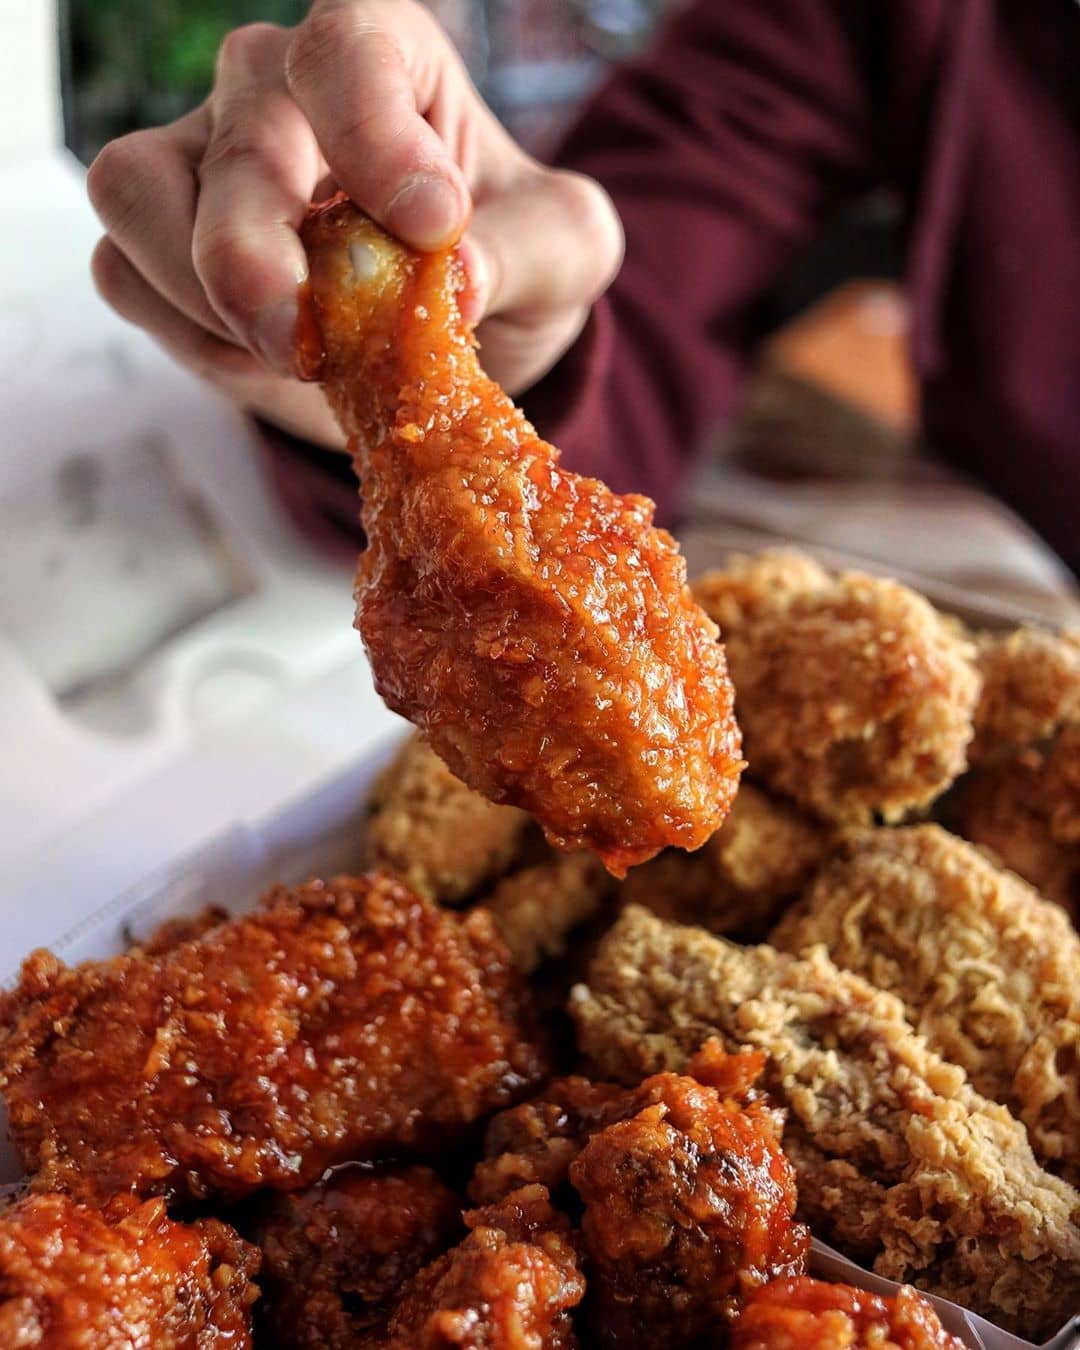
[962,725,1080,914]
[970,626,1080,763]
[0,1192,259,1349]
[617,782,828,936]
[470,1046,805,1345]
[483,852,614,974]
[0,873,546,1204]
[370,1184,584,1349]
[772,825,1080,1178]
[366,733,529,903]
[254,1164,461,1348]
[469,1041,771,1208]
[570,1062,808,1347]
[693,552,979,824]
[731,1277,966,1350]
[571,906,1080,1339]
[298,198,743,874]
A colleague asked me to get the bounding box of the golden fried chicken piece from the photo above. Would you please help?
[692,552,979,824]
[617,783,828,936]
[569,1061,808,1347]
[365,733,529,902]
[0,873,546,1204]
[0,1192,259,1348]
[483,852,614,974]
[732,1277,966,1350]
[372,1184,584,1348]
[771,824,1080,1178]
[254,1164,461,1348]
[970,626,1080,763]
[962,726,1080,914]
[299,198,742,875]
[571,906,1080,1338]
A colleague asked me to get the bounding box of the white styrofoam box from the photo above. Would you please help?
[0,150,400,913]
[0,728,1076,1350]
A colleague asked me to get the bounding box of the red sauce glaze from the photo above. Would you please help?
[378,1183,584,1349]
[0,1192,258,1348]
[0,874,547,1204]
[255,1163,462,1348]
[299,198,743,875]
[732,1276,968,1349]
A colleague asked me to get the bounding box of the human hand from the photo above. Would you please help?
[87,1,623,446]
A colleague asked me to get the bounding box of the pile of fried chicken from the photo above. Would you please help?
[1,203,1078,1348]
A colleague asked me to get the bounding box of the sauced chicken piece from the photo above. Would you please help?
[0,873,546,1204]
[0,1192,259,1349]
[365,732,529,902]
[571,906,1080,1340]
[299,198,743,875]
[483,851,614,973]
[970,626,1080,762]
[254,1164,461,1348]
[370,1184,584,1349]
[617,782,828,937]
[731,1277,966,1350]
[569,1062,808,1347]
[693,551,979,824]
[772,824,1080,1180]
[961,724,1080,915]
[469,1041,770,1208]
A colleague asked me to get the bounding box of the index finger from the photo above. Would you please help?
[192,23,323,374]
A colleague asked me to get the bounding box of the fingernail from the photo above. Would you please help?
[253,297,300,376]
[385,173,463,250]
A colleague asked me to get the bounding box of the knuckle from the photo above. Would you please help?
[215,22,286,77]
[89,238,125,304]
[87,132,155,226]
[552,171,623,296]
[287,7,396,94]
[199,116,290,181]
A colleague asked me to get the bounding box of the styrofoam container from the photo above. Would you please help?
[1,724,1076,1350]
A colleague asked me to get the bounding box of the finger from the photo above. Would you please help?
[465,168,623,324]
[193,23,323,374]
[91,237,260,381]
[286,2,470,249]
[87,107,234,344]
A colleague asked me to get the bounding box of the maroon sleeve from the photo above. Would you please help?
[522,0,878,521]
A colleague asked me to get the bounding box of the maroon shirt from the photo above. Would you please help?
[524,0,1079,572]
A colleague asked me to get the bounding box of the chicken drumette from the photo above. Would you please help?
[298,198,742,874]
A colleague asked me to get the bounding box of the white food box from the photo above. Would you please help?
[1,724,1077,1350]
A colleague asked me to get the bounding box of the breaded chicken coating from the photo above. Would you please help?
[771,824,1080,1179]
[970,626,1080,763]
[301,198,743,875]
[962,725,1080,914]
[483,852,614,973]
[732,1277,966,1350]
[617,783,828,936]
[254,1164,461,1348]
[569,1062,808,1347]
[372,1184,584,1349]
[0,874,546,1204]
[365,733,529,902]
[0,1192,259,1349]
[570,906,1080,1339]
[693,552,979,824]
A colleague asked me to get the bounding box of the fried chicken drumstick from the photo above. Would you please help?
[298,197,742,874]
